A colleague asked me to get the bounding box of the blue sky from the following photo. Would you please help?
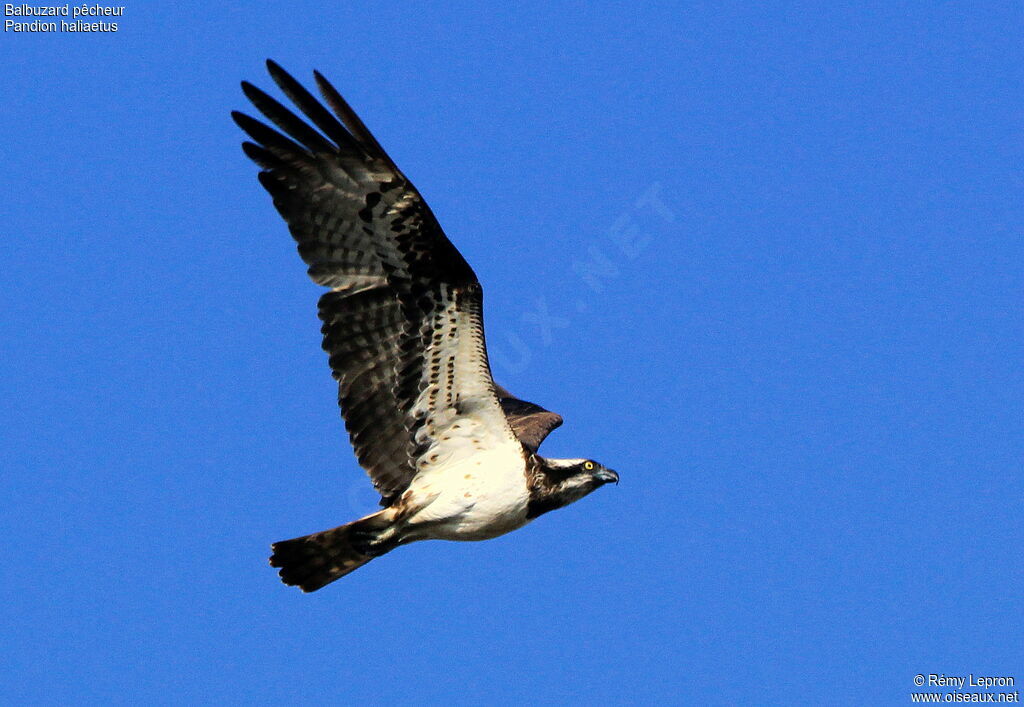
[2,2,1021,704]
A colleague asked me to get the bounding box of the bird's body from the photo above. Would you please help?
[401,441,531,542]
[234,61,618,591]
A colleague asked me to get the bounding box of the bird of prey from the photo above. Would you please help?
[233,61,618,592]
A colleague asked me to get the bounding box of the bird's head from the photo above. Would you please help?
[527,457,619,518]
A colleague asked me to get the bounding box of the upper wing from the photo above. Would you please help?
[234,61,518,503]
[494,385,564,453]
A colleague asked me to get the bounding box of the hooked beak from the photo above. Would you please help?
[594,468,619,485]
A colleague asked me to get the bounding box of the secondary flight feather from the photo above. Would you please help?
[234,61,618,592]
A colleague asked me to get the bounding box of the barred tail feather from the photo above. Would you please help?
[269,512,389,592]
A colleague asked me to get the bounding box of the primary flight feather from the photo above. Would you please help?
[234,61,618,592]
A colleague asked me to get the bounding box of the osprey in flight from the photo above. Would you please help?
[233,61,618,592]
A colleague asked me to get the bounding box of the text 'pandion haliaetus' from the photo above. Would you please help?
[233,61,618,592]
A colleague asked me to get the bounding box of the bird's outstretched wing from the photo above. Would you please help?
[494,385,563,453]
[234,61,518,504]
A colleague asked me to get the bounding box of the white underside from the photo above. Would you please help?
[402,438,531,542]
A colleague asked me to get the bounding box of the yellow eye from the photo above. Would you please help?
[584,461,595,470]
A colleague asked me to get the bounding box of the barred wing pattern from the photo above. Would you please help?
[234,61,519,503]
